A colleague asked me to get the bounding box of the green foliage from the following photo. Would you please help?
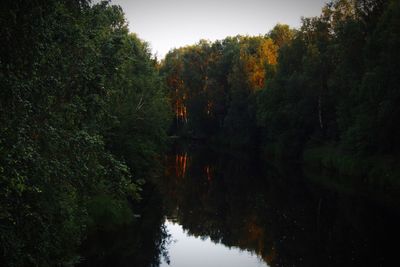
[0,0,169,265]
[267,23,295,48]
[86,195,134,231]
[161,35,278,147]
[304,145,400,197]
[257,0,399,166]
[1,0,398,264]
[105,32,171,180]
[162,0,398,184]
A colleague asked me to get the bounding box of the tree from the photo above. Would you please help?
[0,1,170,265]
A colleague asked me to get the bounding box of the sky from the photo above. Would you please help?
[104,0,328,58]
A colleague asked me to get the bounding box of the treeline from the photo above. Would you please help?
[162,0,400,179]
[1,0,399,265]
[0,0,169,265]
[161,35,278,145]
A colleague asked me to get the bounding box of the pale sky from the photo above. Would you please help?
[105,0,328,58]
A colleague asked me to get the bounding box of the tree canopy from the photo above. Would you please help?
[0,0,170,265]
[1,0,399,265]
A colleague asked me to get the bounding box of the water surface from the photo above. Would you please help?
[78,142,400,267]
[160,220,268,267]
[157,142,400,267]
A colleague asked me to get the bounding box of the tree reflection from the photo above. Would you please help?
[158,142,400,267]
[77,185,170,267]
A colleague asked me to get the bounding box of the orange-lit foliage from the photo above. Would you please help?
[240,38,278,90]
[238,215,265,254]
[163,49,189,123]
[167,75,187,122]
[176,95,187,122]
[162,36,278,135]
[204,165,212,181]
[175,153,189,178]
[237,214,276,265]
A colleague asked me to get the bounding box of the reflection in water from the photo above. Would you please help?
[160,220,268,267]
[77,185,170,267]
[174,153,189,178]
[158,142,400,267]
[204,165,212,182]
[78,142,400,266]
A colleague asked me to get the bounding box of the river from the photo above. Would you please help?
[78,141,400,267]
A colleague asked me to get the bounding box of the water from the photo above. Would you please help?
[157,142,400,267]
[78,142,400,266]
[160,220,268,267]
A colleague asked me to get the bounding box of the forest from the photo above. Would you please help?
[162,0,399,180]
[0,0,399,266]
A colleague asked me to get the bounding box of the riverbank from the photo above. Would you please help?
[303,145,400,208]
